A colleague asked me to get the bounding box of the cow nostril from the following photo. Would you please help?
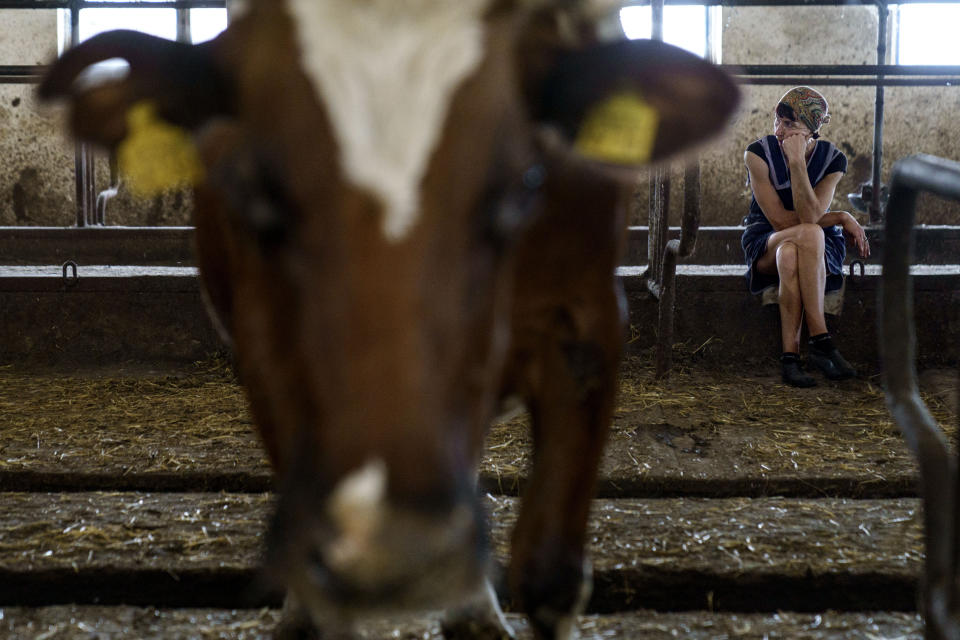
[283,498,488,613]
[304,545,339,592]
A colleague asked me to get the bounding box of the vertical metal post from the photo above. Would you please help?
[651,0,664,41]
[648,0,667,288]
[680,162,701,258]
[69,0,95,228]
[647,0,668,291]
[176,6,191,44]
[84,146,96,226]
[648,174,670,292]
[871,1,888,224]
[648,0,673,376]
[69,4,79,55]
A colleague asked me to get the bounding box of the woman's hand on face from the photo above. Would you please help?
[780,132,808,164]
[839,211,871,258]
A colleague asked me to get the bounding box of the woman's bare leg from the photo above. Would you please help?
[774,241,802,353]
[791,224,828,337]
[757,223,855,381]
[757,223,828,339]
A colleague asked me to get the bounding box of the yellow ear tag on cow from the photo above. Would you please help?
[118,101,203,197]
[573,92,660,165]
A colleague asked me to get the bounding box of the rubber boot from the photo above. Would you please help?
[781,353,816,388]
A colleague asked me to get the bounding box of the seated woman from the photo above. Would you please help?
[741,86,870,387]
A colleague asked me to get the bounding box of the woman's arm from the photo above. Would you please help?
[746,146,845,231]
[781,134,823,223]
[782,134,847,226]
[745,150,796,231]
[822,210,871,258]
[817,211,849,227]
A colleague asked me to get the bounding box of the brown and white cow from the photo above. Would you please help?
[40,2,738,638]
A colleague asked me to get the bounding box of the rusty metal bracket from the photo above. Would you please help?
[880,153,960,640]
[95,152,121,226]
[62,260,79,287]
[648,161,701,379]
[849,260,865,279]
[646,170,670,300]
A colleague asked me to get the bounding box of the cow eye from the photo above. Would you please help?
[491,163,546,241]
[245,169,294,248]
[243,196,289,247]
[214,151,293,248]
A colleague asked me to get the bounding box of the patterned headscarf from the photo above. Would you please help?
[776,86,830,135]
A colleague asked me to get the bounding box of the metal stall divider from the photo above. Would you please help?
[880,153,960,640]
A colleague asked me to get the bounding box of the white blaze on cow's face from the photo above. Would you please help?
[284,0,494,241]
[324,458,387,573]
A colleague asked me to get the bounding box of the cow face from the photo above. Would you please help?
[40,0,738,623]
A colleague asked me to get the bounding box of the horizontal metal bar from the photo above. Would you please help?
[0,65,47,84]
[0,1,224,8]
[0,1,69,6]
[622,0,958,4]
[10,76,956,88]
[5,77,959,89]
[738,77,960,86]
[6,61,958,79]
[728,64,960,76]
[0,65,49,75]
[718,0,955,4]
[1,0,948,6]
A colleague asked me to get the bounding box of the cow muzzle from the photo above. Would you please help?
[267,459,487,618]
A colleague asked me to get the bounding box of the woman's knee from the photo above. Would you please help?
[776,241,799,278]
[794,223,824,252]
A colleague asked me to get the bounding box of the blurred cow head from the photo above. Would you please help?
[40,0,738,633]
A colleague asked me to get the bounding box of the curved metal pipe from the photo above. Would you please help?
[654,162,701,378]
[881,154,960,640]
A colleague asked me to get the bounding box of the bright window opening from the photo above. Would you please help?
[619,5,714,60]
[894,3,960,65]
[58,7,228,78]
[189,8,229,43]
[78,9,177,42]
[60,6,227,50]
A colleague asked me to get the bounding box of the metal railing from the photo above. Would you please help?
[880,153,960,640]
[1,0,956,226]
[3,0,958,226]
[646,162,701,377]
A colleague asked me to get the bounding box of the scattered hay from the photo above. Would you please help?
[0,607,925,640]
[487,353,955,484]
[0,358,264,476]
[0,492,269,570]
[0,353,954,486]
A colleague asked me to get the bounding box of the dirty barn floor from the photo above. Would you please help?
[0,351,950,639]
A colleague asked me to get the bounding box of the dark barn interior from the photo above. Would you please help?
[1,0,960,638]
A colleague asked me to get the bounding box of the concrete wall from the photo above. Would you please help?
[2,5,960,228]
[710,5,960,227]
[679,6,880,228]
[0,10,75,226]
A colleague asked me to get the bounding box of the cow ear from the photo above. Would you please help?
[525,38,739,167]
[38,29,235,149]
